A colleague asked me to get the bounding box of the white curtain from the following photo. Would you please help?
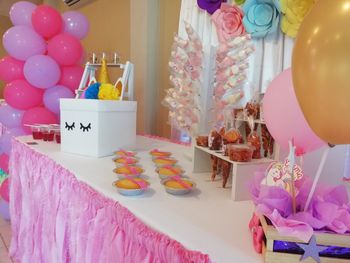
[176,0,294,135]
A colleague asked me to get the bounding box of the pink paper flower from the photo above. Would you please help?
[212,3,246,44]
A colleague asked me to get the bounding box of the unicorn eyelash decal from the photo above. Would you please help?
[65,122,75,131]
[80,123,91,132]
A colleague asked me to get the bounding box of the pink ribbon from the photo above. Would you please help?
[169,175,192,189]
[116,149,136,157]
[129,166,139,174]
[151,149,171,156]
[118,156,137,164]
[123,175,147,190]
[162,165,181,175]
[155,157,174,161]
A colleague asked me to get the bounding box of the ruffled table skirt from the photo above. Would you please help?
[9,139,211,263]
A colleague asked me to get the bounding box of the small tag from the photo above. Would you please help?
[26,142,38,145]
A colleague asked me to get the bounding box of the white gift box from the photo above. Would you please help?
[60,99,137,157]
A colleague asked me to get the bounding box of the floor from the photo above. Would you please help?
[0,217,14,263]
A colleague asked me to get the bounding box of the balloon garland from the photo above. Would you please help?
[0,1,90,219]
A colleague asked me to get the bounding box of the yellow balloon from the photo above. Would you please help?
[292,0,350,144]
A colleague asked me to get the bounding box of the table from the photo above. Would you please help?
[9,135,261,263]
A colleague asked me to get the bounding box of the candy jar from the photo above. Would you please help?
[247,131,261,159]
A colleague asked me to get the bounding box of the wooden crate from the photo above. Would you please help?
[260,216,350,263]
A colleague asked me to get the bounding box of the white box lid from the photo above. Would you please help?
[60,99,137,112]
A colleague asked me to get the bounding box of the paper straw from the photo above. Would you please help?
[304,147,330,212]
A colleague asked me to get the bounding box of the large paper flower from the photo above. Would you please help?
[212,3,246,43]
[197,0,225,15]
[235,0,246,5]
[242,0,281,38]
[280,0,316,38]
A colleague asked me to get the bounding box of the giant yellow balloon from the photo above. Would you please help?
[292,0,350,145]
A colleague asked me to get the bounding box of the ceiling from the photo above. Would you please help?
[0,0,42,17]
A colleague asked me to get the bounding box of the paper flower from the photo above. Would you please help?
[242,0,281,38]
[197,0,225,15]
[85,82,100,99]
[280,0,316,38]
[212,3,246,43]
[235,0,246,5]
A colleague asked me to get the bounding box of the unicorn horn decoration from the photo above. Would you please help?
[98,56,111,84]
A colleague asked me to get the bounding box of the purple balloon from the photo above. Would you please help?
[62,11,90,39]
[43,85,74,114]
[0,199,10,221]
[2,26,46,61]
[6,127,27,137]
[24,55,61,89]
[9,1,37,26]
[0,105,24,128]
[0,134,12,155]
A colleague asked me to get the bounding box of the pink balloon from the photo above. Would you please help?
[0,154,9,174]
[22,107,58,133]
[263,69,325,155]
[31,5,62,39]
[78,49,87,65]
[0,56,24,82]
[0,179,9,202]
[59,65,84,92]
[47,33,82,66]
[4,80,43,110]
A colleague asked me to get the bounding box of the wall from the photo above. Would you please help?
[130,0,180,136]
[155,0,181,138]
[0,15,13,98]
[46,0,131,84]
[44,0,179,136]
[130,0,158,134]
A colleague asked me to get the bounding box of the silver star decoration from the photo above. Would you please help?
[297,235,325,263]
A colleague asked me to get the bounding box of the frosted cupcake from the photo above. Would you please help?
[153,157,178,167]
[113,178,149,196]
[156,165,184,179]
[113,165,144,176]
[114,149,137,158]
[161,176,195,195]
[149,149,172,159]
[113,156,139,166]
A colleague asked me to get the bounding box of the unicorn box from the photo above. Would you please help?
[60,99,137,158]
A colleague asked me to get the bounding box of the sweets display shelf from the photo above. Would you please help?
[193,144,274,201]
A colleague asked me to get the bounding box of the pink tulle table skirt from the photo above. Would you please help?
[9,139,211,263]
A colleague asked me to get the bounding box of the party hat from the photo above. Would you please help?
[98,58,111,84]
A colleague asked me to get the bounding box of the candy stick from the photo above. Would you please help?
[287,141,297,214]
[304,146,330,211]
